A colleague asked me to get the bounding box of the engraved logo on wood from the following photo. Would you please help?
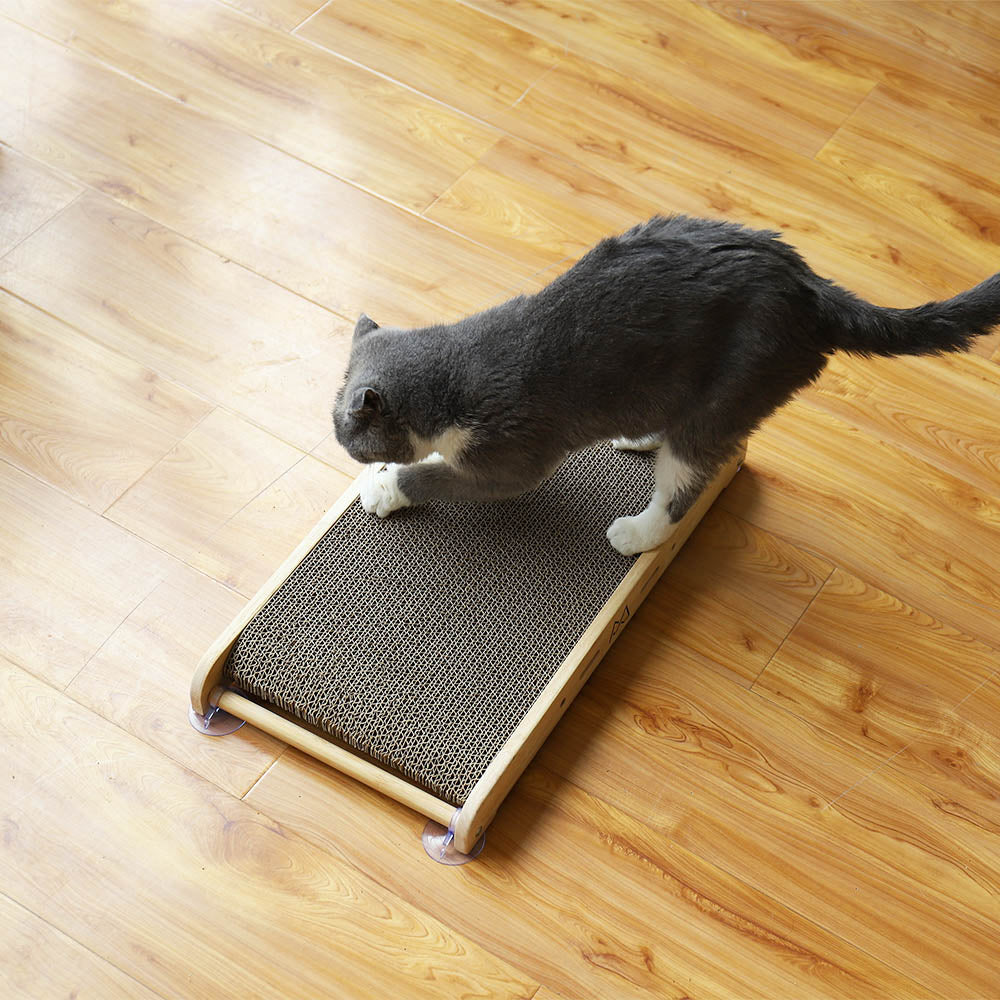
[610,604,631,643]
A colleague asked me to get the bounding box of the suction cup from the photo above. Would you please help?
[188,704,245,736]
[421,819,485,865]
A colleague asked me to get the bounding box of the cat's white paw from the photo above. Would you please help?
[612,434,664,453]
[359,464,411,518]
[606,512,673,555]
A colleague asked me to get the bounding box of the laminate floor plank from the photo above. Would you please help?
[0,20,535,326]
[539,636,1000,997]
[298,0,563,122]
[66,563,285,799]
[720,404,1000,650]
[754,568,1000,823]
[813,0,1000,84]
[614,506,833,688]
[0,193,355,465]
[0,893,163,1000]
[918,0,1000,40]
[246,749,933,1000]
[484,54,991,309]
[188,455,353,596]
[424,134,663,270]
[0,289,210,512]
[219,0,325,33]
[0,460,180,688]
[817,86,1000,282]
[465,0,874,157]
[800,352,1000,500]
[697,0,1000,135]
[0,0,499,212]
[1,658,538,1000]
[0,145,80,257]
[104,408,303,566]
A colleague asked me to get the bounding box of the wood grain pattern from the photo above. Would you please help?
[489,52,988,309]
[67,564,284,798]
[425,135,661,270]
[755,569,1000,820]
[920,1,1000,39]
[540,636,1000,996]
[0,193,355,463]
[816,86,1000,277]
[1,658,538,1000]
[0,0,499,212]
[0,20,535,324]
[105,408,303,565]
[247,749,933,1000]
[802,352,1000,499]
[0,288,210,512]
[467,0,873,157]
[949,673,1000,818]
[219,0,324,32]
[190,455,353,596]
[809,0,1000,84]
[721,404,1000,649]
[0,460,178,687]
[699,0,1000,132]
[976,326,1000,362]
[627,507,833,686]
[299,0,563,121]
[0,146,80,257]
[0,894,160,1000]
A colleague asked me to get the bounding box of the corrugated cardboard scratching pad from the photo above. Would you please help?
[192,443,743,855]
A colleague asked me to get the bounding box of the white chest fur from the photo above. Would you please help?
[410,426,473,465]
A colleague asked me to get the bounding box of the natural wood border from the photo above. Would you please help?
[451,447,745,852]
[192,447,744,852]
[212,687,455,827]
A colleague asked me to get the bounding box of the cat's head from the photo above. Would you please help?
[333,314,417,465]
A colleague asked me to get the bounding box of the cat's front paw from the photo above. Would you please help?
[606,513,672,556]
[359,464,411,518]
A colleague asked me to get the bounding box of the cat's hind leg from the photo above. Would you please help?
[611,433,665,452]
[606,441,709,555]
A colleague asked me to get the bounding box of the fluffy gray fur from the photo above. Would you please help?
[333,215,1000,554]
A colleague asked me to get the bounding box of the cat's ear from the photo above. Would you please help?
[349,386,382,416]
[353,313,379,341]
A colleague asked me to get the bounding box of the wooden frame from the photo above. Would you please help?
[191,447,745,854]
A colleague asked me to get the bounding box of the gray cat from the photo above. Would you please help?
[333,215,1000,555]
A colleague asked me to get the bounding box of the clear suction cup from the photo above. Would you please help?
[188,704,245,736]
[421,818,485,865]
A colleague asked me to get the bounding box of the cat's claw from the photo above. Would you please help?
[359,463,412,518]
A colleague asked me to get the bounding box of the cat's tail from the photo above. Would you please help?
[825,272,1000,358]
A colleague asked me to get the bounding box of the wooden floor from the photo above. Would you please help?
[1,1,999,997]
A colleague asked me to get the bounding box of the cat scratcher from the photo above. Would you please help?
[191,443,744,859]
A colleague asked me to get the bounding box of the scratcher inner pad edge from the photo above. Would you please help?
[225,445,653,805]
